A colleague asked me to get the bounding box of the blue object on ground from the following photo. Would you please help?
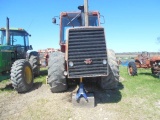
[76,83,88,101]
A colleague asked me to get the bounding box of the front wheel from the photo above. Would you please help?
[47,51,67,93]
[10,59,33,93]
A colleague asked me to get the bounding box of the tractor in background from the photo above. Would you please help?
[48,1,119,106]
[127,51,160,76]
[0,18,40,92]
[38,48,60,67]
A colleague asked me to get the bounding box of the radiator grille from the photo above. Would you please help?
[67,27,108,78]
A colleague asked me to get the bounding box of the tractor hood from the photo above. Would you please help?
[0,45,14,73]
[150,56,160,61]
[0,45,15,52]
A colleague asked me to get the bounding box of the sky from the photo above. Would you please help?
[0,0,160,53]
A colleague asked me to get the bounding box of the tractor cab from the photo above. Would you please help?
[53,10,100,52]
[0,28,32,59]
[61,12,99,43]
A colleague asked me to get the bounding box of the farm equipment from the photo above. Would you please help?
[0,17,40,92]
[135,51,151,68]
[48,0,119,106]
[128,51,160,76]
[38,48,60,67]
[150,56,160,74]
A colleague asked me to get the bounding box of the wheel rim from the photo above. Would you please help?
[24,66,32,84]
[128,67,133,75]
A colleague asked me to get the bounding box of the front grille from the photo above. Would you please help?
[67,27,108,78]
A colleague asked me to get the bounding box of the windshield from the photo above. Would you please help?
[61,13,99,43]
[0,30,29,46]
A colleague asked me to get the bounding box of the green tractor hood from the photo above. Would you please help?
[0,45,15,73]
[0,45,15,52]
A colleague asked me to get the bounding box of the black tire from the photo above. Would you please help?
[29,51,40,77]
[10,59,33,93]
[151,67,155,74]
[98,49,119,90]
[47,51,67,93]
[127,61,137,76]
[151,68,154,74]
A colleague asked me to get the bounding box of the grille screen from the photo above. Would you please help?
[68,27,108,78]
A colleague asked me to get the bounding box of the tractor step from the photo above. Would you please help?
[72,93,95,108]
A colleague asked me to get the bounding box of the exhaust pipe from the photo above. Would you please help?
[78,0,89,26]
[84,0,89,26]
[78,6,85,26]
[6,17,10,45]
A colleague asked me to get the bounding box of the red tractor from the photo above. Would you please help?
[150,56,160,74]
[47,4,119,103]
[128,52,160,76]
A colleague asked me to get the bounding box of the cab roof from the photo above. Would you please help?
[0,28,30,35]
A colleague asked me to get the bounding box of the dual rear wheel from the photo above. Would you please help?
[98,49,120,90]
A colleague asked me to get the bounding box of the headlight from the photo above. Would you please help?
[69,61,74,67]
[64,71,68,76]
[103,59,107,65]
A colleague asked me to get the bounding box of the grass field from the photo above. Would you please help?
[118,66,160,119]
[0,66,160,119]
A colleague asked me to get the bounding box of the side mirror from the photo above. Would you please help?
[100,15,105,24]
[52,16,59,25]
[29,45,33,50]
[52,18,56,24]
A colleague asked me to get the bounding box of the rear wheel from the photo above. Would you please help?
[29,51,40,77]
[47,51,67,93]
[127,61,137,76]
[151,68,155,74]
[10,59,33,93]
[98,49,119,90]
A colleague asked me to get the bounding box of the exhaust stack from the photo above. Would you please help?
[84,0,89,26]
[78,0,89,26]
[6,17,10,45]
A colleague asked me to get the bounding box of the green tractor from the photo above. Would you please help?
[0,18,40,93]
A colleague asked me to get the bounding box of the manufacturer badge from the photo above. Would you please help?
[84,59,92,64]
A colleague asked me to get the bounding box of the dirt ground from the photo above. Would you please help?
[0,80,159,120]
[0,80,121,120]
